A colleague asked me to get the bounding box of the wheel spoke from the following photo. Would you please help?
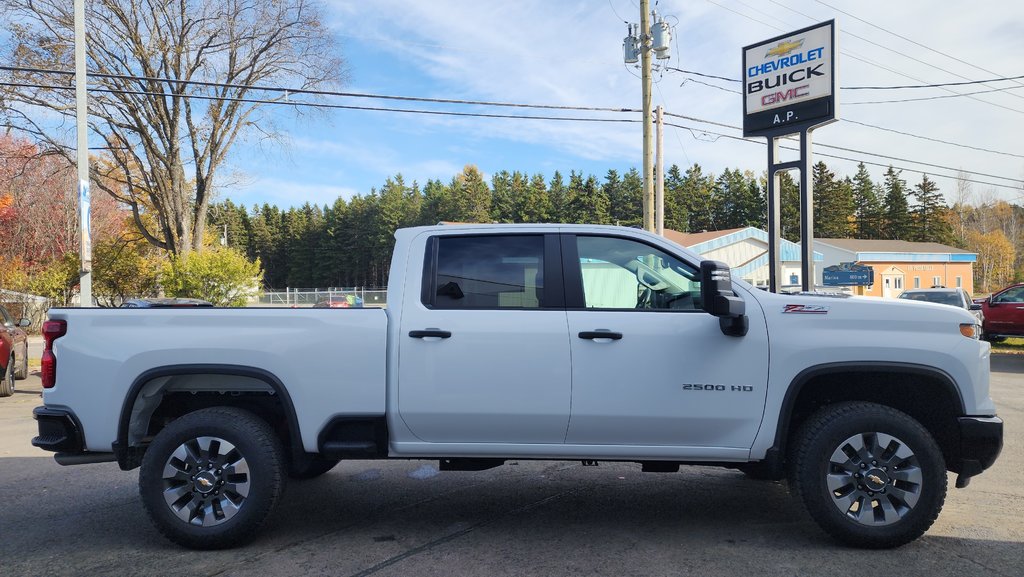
[827,430,920,527]
[160,435,251,528]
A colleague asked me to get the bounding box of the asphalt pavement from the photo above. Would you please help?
[1,356,1021,577]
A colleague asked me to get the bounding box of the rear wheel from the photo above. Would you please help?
[139,407,284,549]
[1,354,14,397]
[789,402,946,549]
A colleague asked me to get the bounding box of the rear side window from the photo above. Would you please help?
[428,235,545,309]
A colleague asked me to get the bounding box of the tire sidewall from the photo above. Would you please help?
[796,404,947,548]
[139,408,283,549]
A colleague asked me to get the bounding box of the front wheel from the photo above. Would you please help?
[139,407,285,549]
[789,402,947,549]
[14,346,28,380]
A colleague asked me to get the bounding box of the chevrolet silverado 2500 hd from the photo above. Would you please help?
[33,224,1002,549]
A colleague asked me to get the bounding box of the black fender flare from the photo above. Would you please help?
[113,364,302,469]
[769,361,965,457]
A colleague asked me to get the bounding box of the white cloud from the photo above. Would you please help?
[321,0,1024,202]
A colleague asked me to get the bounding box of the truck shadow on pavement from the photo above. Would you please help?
[1,458,1022,577]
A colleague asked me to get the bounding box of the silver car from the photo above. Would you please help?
[898,287,984,326]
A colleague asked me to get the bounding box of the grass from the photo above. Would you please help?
[991,337,1024,355]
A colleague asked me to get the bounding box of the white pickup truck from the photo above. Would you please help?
[33,224,1002,550]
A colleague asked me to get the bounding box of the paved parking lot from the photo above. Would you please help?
[1,356,1021,577]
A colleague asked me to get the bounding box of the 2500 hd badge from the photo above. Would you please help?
[682,384,755,392]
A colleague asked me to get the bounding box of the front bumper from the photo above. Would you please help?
[953,416,1003,488]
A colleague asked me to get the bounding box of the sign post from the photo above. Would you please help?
[743,20,838,293]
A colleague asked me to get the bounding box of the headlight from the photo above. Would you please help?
[959,323,980,339]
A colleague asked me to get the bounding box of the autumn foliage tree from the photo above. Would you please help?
[0,0,346,255]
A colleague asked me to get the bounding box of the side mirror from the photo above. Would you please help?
[969,303,982,311]
[17,318,31,328]
[700,260,747,337]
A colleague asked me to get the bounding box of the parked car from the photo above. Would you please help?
[120,298,214,308]
[312,294,364,308]
[977,283,1024,340]
[898,287,983,325]
[0,304,31,397]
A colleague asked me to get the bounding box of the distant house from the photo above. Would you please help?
[814,238,977,298]
[665,227,823,289]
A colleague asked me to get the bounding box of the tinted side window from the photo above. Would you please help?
[431,235,544,309]
[575,236,701,311]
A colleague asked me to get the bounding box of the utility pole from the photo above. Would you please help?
[74,0,91,307]
[655,105,664,236]
[640,0,654,232]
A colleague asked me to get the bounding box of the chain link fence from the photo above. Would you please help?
[255,287,387,307]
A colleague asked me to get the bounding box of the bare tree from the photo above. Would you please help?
[0,0,346,254]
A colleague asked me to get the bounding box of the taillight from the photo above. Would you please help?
[41,320,67,389]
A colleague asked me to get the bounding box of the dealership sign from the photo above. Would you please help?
[823,262,874,286]
[743,20,837,137]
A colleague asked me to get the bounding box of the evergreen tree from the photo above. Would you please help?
[517,173,553,223]
[680,164,716,232]
[490,170,515,223]
[851,163,883,239]
[619,168,644,228]
[778,171,801,242]
[548,171,567,222]
[663,164,689,232]
[812,161,854,238]
[420,178,448,225]
[911,174,955,245]
[882,166,912,240]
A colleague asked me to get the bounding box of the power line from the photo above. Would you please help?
[845,84,1024,105]
[664,68,1024,159]
[667,66,1024,90]
[815,0,1024,93]
[0,81,643,125]
[4,75,1020,191]
[840,119,1024,160]
[663,121,1022,192]
[0,65,640,115]
[662,111,1024,184]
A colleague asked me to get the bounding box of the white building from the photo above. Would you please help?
[665,227,823,289]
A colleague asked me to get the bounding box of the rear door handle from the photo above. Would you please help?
[409,329,452,339]
[578,330,623,340]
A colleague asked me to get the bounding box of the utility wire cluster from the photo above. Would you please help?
[1,64,1020,193]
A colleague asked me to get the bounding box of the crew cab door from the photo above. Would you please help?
[397,233,571,444]
[562,234,769,452]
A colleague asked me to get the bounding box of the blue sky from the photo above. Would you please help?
[221,0,1024,209]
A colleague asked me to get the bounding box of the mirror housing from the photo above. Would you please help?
[969,303,982,311]
[700,260,747,336]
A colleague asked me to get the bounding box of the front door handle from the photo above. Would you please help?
[578,330,623,340]
[409,329,452,339]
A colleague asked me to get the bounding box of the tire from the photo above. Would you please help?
[287,453,340,480]
[0,355,14,397]
[139,407,285,549]
[789,402,947,549]
[14,345,28,380]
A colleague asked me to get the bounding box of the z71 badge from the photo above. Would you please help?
[783,304,829,314]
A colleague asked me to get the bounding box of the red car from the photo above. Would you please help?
[1,304,31,397]
[979,283,1024,341]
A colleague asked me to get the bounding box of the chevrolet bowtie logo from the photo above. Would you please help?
[867,474,884,485]
[198,477,213,488]
[765,39,804,58]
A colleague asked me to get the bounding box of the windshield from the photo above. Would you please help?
[899,291,961,307]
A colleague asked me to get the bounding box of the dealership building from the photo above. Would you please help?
[813,238,977,298]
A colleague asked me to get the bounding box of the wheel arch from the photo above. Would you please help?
[114,364,302,470]
[771,362,965,472]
